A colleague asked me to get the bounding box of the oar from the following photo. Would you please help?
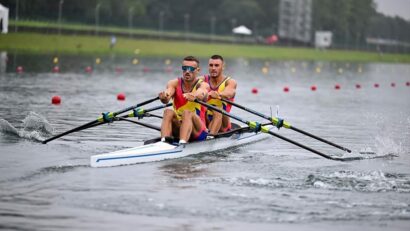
[42,96,159,144]
[75,103,171,131]
[115,117,161,131]
[195,100,361,161]
[124,103,171,120]
[220,98,352,153]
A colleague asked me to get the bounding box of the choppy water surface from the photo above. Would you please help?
[1,55,410,230]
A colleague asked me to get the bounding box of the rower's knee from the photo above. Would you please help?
[163,109,175,121]
[212,111,222,120]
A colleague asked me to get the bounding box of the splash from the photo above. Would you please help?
[374,135,403,156]
[306,170,410,192]
[0,112,54,142]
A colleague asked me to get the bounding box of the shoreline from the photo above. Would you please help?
[1,32,409,63]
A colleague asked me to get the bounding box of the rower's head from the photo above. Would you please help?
[208,55,224,79]
[182,56,200,82]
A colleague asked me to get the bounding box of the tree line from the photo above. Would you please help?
[2,0,409,46]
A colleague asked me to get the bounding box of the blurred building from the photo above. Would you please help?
[278,0,312,44]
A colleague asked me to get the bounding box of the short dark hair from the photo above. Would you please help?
[210,54,224,62]
[183,56,200,66]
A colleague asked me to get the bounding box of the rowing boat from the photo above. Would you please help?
[90,124,273,168]
[43,97,376,164]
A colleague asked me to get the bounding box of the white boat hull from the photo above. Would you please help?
[90,128,271,167]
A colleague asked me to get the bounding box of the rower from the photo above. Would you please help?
[158,56,210,145]
[201,55,237,134]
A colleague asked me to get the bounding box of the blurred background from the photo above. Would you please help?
[0,0,409,54]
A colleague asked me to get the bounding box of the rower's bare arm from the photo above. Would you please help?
[159,79,177,104]
[195,82,210,101]
[220,79,237,99]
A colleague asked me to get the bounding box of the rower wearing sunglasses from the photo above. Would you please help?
[201,55,237,134]
[159,56,210,144]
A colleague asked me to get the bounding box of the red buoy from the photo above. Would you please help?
[52,66,60,73]
[406,81,410,87]
[115,67,123,74]
[283,86,289,92]
[310,85,317,91]
[16,66,24,73]
[85,66,93,73]
[117,93,126,101]
[165,66,173,73]
[251,88,258,94]
[355,84,361,89]
[51,95,61,105]
[334,84,341,90]
[374,83,379,88]
[143,67,150,73]
[391,82,396,87]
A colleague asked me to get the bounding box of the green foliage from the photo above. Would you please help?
[1,0,409,46]
[1,33,409,63]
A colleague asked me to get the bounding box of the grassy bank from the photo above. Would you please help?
[1,32,409,63]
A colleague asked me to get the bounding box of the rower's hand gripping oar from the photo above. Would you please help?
[194,99,361,161]
[42,96,160,144]
[219,98,352,153]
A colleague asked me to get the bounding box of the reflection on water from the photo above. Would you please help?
[0,52,6,73]
[0,54,410,230]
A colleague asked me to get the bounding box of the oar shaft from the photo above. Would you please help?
[196,99,342,161]
[221,98,271,120]
[267,130,338,161]
[115,96,159,117]
[42,120,99,144]
[220,98,352,153]
[116,117,161,131]
[195,99,248,124]
[145,103,172,113]
[290,126,351,153]
[42,96,159,144]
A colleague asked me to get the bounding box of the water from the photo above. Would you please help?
[1,55,410,230]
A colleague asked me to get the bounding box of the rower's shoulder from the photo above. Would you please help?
[225,76,237,85]
[168,78,179,85]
